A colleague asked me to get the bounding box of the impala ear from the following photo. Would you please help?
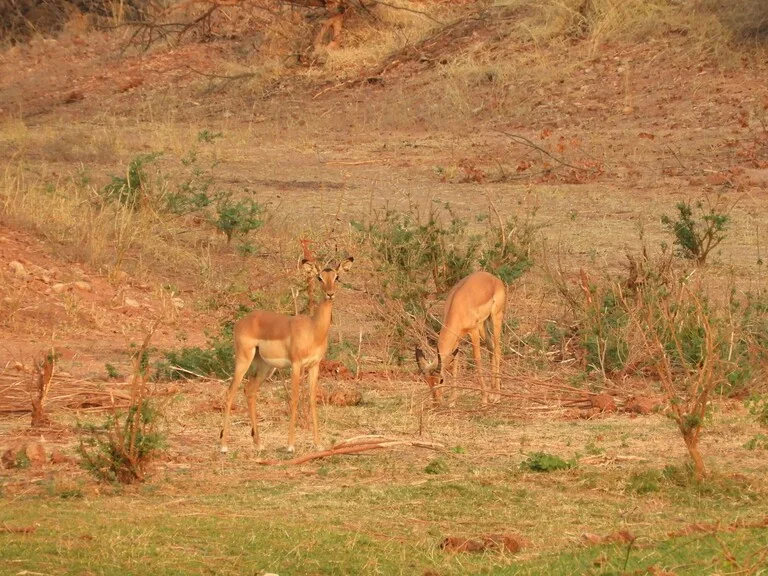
[337,256,354,273]
[415,347,437,374]
[301,259,319,275]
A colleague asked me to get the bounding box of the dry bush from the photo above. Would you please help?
[551,243,768,479]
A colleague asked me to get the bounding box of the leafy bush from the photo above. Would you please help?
[520,452,574,472]
[211,193,264,244]
[101,150,265,249]
[101,153,162,210]
[353,201,537,361]
[743,434,768,451]
[157,333,235,380]
[424,458,449,475]
[156,307,258,380]
[78,402,165,484]
[78,330,164,484]
[626,469,662,494]
[745,395,768,427]
[660,195,733,265]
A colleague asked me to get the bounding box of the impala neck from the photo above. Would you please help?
[436,329,460,371]
[311,297,334,341]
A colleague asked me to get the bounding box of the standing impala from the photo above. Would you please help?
[219,256,354,453]
[416,271,506,406]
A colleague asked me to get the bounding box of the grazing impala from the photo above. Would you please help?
[416,271,506,406]
[219,256,354,453]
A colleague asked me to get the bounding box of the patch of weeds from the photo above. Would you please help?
[78,401,165,484]
[660,194,734,265]
[197,129,223,143]
[43,479,84,499]
[424,458,449,475]
[101,153,162,210]
[626,469,662,494]
[745,394,768,427]
[212,192,264,244]
[352,200,538,361]
[743,434,768,450]
[451,445,466,454]
[78,331,165,484]
[520,452,574,473]
[105,363,120,379]
[14,450,30,469]
[661,463,695,487]
[584,439,604,456]
[157,315,246,380]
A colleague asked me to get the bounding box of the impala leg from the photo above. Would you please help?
[307,363,323,450]
[470,328,487,405]
[221,344,256,453]
[448,351,460,408]
[287,363,302,453]
[244,359,273,451]
[492,311,503,403]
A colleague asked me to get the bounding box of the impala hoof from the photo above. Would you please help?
[220,446,228,454]
[287,445,295,453]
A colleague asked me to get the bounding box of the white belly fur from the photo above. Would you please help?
[256,340,326,369]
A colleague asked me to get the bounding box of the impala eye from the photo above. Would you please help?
[316,275,323,282]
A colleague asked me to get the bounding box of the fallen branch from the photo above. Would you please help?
[255,436,444,466]
[1,523,37,534]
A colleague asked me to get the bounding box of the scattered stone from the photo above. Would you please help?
[73,280,92,292]
[9,260,26,277]
[112,270,130,283]
[50,448,71,465]
[2,447,18,469]
[581,532,603,545]
[624,395,660,415]
[440,533,525,554]
[124,297,140,308]
[604,530,635,543]
[590,394,617,412]
[51,283,68,293]
[25,442,47,466]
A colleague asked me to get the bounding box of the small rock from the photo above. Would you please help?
[73,280,92,292]
[124,297,140,308]
[113,270,130,283]
[2,447,19,469]
[624,395,659,415]
[590,394,617,412]
[51,283,68,293]
[25,442,47,466]
[50,448,71,465]
[9,260,26,277]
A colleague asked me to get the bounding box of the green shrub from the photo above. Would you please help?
[520,452,574,472]
[101,153,162,210]
[353,201,537,361]
[745,394,768,427]
[626,469,662,494]
[743,434,768,451]
[211,193,264,244]
[157,324,236,381]
[424,458,449,475]
[78,401,165,484]
[660,195,732,265]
